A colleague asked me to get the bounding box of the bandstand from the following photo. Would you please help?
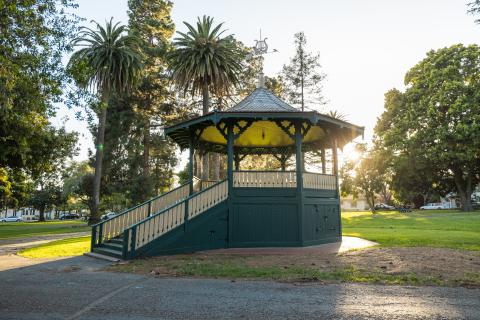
[90,82,363,259]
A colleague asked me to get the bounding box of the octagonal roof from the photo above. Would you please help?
[164,86,364,154]
[226,87,298,112]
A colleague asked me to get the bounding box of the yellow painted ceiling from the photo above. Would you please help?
[199,120,326,148]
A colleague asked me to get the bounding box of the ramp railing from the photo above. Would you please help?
[91,182,190,248]
[123,180,228,258]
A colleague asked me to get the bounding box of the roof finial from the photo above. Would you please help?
[258,70,265,88]
[253,29,277,88]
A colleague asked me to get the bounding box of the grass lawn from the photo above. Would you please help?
[0,220,89,239]
[342,209,480,251]
[18,236,91,259]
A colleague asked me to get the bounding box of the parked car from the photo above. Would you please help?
[101,212,117,220]
[420,203,444,210]
[374,203,395,210]
[59,213,80,220]
[1,216,23,222]
[396,205,412,213]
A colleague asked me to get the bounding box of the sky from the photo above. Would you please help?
[55,0,480,164]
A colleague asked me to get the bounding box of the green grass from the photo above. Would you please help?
[18,236,91,259]
[158,261,441,285]
[342,210,480,250]
[0,220,89,239]
[115,256,479,287]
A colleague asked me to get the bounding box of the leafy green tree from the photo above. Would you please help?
[378,45,480,211]
[63,161,95,216]
[281,32,326,111]
[169,15,243,180]
[28,128,78,221]
[375,89,451,207]
[69,19,142,223]
[0,168,12,209]
[340,145,387,212]
[468,1,480,23]
[0,0,79,210]
[29,184,63,222]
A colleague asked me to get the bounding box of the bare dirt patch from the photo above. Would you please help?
[110,247,480,287]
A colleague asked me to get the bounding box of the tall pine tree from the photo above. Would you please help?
[282,32,326,111]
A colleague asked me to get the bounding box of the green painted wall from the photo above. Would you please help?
[129,186,341,258]
[135,202,228,257]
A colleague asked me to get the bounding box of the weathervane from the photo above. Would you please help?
[251,29,277,88]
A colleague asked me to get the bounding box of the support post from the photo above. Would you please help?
[227,123,234,247]
[91,225,97,249]
[130,226,137,258]
[332,139,341,238]
[234,153,240,171]
[332,140,338,176]
[321,148,326,174]
[189,131,194,195]
[294,122,304,245]
[98,223,103,245]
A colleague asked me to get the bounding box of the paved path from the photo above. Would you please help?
[0,232,89,271]
[0,256,478,320]
[0,232,90,255]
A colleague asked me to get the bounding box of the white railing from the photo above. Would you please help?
[133,202,186,250]
[193,176,219,191]
[303,172,337,190]
[150,184,190,214]
[128,180,228,254]
[233,171,297,188]
[188,180,228,219]
[96,183,190,243]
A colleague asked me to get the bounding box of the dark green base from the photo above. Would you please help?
[135,201,229,257]
[128,187,342,258]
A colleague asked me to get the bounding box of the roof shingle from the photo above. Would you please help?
[226,87,298,112]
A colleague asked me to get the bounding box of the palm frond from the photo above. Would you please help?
[68,18,143,99]
[169,15,243,98]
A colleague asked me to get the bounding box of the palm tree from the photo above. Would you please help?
[169,15,243,179]
[326,110,348,121]
[69,19,142,223]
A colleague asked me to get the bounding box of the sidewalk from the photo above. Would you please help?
[0,232,89,271]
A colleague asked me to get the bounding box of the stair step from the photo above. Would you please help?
[93,247,123,259]
[109,238,124,245]
[101,242,123,251]
[84,252,121,262]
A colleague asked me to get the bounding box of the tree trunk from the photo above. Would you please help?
[91,100,108,224]
[142,116,151,199]
[38,206,45,222]
[454,171,473,212]
[201,82,210,180]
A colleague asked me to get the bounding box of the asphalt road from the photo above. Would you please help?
[0,256,479,320]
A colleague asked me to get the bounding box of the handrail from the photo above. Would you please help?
[124,179,228,256]
[92,181,192,227]
[91,181,191,246]
[129,179,227,230]
[233,170,337,189]
[303,172,337,190]
[233,171,297,188]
